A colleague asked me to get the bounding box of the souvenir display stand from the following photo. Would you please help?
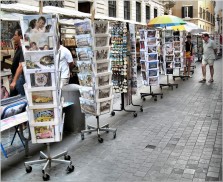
[74,19,117,143]
[20,14,74,181]
[127,23,143,111]
[139,29,163,101]
[110,22,141,117]
[172,30,190,81]
[159,30,178,90]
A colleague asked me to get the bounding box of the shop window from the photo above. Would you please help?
[109,1,116,17]
[124,1,130,20]
[136,2,141,22]
[43,1,64,7]
[154,8,157,18]
[146,6,150,23]
[78,2,91,13]
[182,6,193,18]
[0,0,17,3]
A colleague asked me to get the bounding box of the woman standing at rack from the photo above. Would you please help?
[184,35,194,77]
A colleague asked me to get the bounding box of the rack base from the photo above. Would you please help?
[159,83,178,90]
[140,92,163,101]
[24,143,74,181]
[81,116,117,143]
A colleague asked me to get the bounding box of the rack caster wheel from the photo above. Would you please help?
[25,166,32,173]
[176,85,178,88]
[64,155,71,160]
[67,165,75,173]
[154,96,157,101]
[43,173,50,181]
[133,113,137,117]
[81,133,84,140]
[111,111,115,116]
[140,107,143,112]
[113,132,116,139]
[161,95,163,99]
[143,97,146,101]
[98,137,103,143]
[87,127,92,134]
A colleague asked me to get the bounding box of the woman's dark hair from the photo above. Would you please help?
[203,33,209,38]
[29,19,37,29]
[186,35,191,39]
[15,29,23,38]
[38,16,46,24]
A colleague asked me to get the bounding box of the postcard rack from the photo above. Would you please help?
[138,29,163,101]
[110,22,141,117]
[74,19,117,143]
[159,29,178,90]
[172,30,189,81]
[20,14,74,181]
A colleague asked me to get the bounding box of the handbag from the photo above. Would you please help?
[185,51,191,58]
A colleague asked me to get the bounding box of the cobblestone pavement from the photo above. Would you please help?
[1,59,222,182]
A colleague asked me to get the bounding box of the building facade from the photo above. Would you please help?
[171,0,216,34]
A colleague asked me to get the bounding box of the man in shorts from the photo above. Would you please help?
[199,33,217,83]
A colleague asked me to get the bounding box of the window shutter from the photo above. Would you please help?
[189,6,193,18]
[182,7,185,18]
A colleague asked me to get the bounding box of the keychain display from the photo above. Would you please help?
[110,22,128,93]
[75,19,113,116]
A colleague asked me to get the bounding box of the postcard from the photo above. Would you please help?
[148,77,159,85]
[34,126,54,139]
[147,30,156,38]
[76,47,93,60]
[77,60,93,74]
[148,69,158,77]
[147,61,159,69]
[30,72,52,87]
[75,34,92,47]
[147,53,158,61]
[147,45,157,53]
[33,108,54,122]
[146,37,157,46]
[93,20,109,34]
[139,29,145,40]
[73,19,91,35]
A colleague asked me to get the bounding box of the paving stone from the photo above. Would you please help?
[206,171,219,178]
[172,168,184,175]
[184,169,195,175]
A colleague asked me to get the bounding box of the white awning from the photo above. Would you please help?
[0,3,39,14]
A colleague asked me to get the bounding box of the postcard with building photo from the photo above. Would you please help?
[95,61,110,74]
[173,41,181,47]
[147,61,159,69]
[78,73,94,87]
[148,77,159,86]
[25,52,55,70]
[73,19,91,35]
[147,45,157,53]
[94,35,109,47]
[148,69,158,77]
[165,43,174,55]
[77,60,93,74]
[79,86,95,100]
[76,47,93,60]
[164,30,173,37]
[147,53,158,61]
[147,30,156,38]
[75,34,92,47]
[79,97,97,115]
[30,72,53,87]
[97,74,111,87]
[146,37,157,46]
[98,99,112,115]
[94,47,109,61]
[97,87,112,99]
[93,20,109,34]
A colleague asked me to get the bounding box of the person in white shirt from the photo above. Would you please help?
[57,43,74,88]
[199,33,217,83]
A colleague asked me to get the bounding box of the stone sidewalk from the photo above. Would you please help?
[1,59,222,181]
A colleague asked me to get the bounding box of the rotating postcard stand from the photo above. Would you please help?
[20,15,74,181]
[139,29,163,101]
[159,30,178,90]
[172,30,189,81]
[74,19,117,143]
[110,22,139,117]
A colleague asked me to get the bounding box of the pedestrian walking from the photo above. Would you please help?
[199,33,217,83]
